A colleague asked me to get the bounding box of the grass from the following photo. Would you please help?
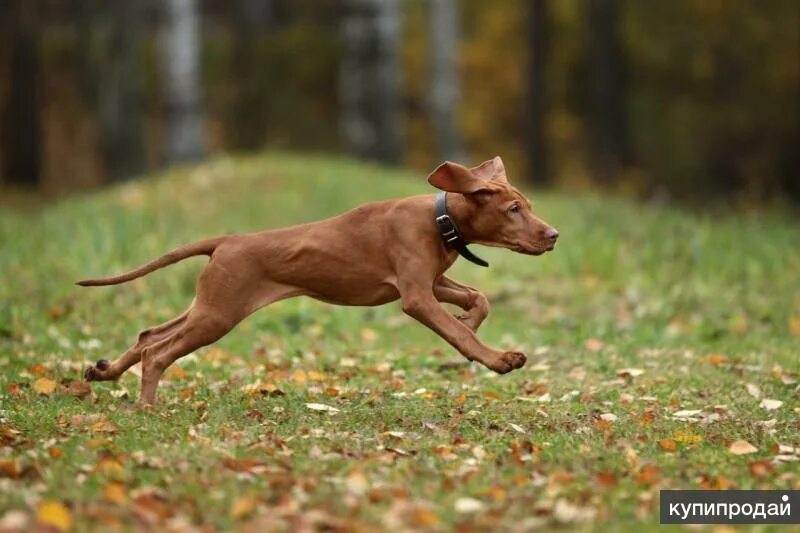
[0,153,798,531]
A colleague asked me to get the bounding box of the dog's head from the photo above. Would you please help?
[428,156,558,256]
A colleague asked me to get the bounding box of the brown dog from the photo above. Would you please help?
[79,157,558,404]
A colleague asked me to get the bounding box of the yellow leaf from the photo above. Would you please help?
[307,370,326,381]
[37,501,72,532]
[89,421,119,434]
[94,458,124,477]
[32,378,57,396]
[230,495,258,519]
[293,369,307,383]
[102,481,128,504]
[658,439,677,452]
[673,429,703,445]
[789,316,800,337]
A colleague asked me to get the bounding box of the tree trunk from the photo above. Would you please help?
[429,0,464,163]
[527,0,549,184]
[90,2,146,182]
[159,0,206,164]
[227,0,273,150]
[587,0,630,185]
[339,0,404,164]
[3,0,41,187]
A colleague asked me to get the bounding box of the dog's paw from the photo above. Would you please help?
[486,351,527,374]
[84,359,110,381]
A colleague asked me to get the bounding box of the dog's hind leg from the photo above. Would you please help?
[137,279,300,405]
[84,306,192,382]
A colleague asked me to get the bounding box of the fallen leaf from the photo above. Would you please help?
[672,409,702,419]
[103,481,129,504]
[593,471,618,488]
[745,383,761,399]
[509,423,526,434]
[708,354,727,365]
[36,501,72,532]
[617,368,644,378]
[0,459,22,479]
[636,465,661,486]
[32,378,57,396]
[454,497,484,513]
[748,460,774,478]
[789,316,800,337]
[48,447,63,459]
[230,495,258,519]
[729,440,758,455]
[63,380,91,399]
[90,420,119,434]
[346,470,369,496]
[659,439,677,452]
[673,429,703,444]
[760,399,783,411]
[305,403,340,414]
[585,338,604,352]
[599,413,618,422]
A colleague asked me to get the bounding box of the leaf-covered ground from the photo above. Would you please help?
[1,154,798,531]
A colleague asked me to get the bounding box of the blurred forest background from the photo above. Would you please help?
[1,0,798,204]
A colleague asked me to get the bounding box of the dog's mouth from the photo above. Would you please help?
[513,242,555,256]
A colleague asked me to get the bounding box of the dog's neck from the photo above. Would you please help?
[442,193,478,243]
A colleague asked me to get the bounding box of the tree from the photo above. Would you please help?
[586,0,630,185]
[159,0,206,164]
[429,0,464,162]
[3,0,41,187]
[527,0,549,184]
[339,0,404,164]
[78,1,146,182]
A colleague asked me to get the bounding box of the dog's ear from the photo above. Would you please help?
[471,156,507,183]
[427,161,491,194]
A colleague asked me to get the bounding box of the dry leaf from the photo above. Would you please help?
[729,440,758,455]
[63,380,91,399]
[748,460,774,478]
[636,465,661,486]
[32,378,57,396]
[617,368,644,378]
[672,409,702,419]
[305,403,340,413]
[658,439,677,452]
[599,413,618,422]
[673,429,703,444]
[789,316,800,337]
[593,471,618,488]
[230,495,258,519]
[346,470,369,496]
[760,399,783,411]
[509,423,526,434]
[584,338,604,352]
[745,383,761,399]
[36,501,72,532]
[90,420,119,434]
[454,497,484,513]
[103,481,129,504]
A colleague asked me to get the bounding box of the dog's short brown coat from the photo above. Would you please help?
[80,157,558,404]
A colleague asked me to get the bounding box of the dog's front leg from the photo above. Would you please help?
[399,284,525,374]
[433,276,489,331]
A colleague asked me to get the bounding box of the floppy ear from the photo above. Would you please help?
[470,156,507,182]
[427,161,490,194]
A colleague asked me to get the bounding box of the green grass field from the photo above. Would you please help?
[1,153,798,531]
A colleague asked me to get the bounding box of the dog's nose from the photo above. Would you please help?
[544,227,559,241]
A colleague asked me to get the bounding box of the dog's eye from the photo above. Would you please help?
[509,204,520,214]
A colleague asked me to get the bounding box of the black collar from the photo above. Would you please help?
[434,191,489,267]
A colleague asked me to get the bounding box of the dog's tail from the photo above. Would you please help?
[76,236,226,287]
